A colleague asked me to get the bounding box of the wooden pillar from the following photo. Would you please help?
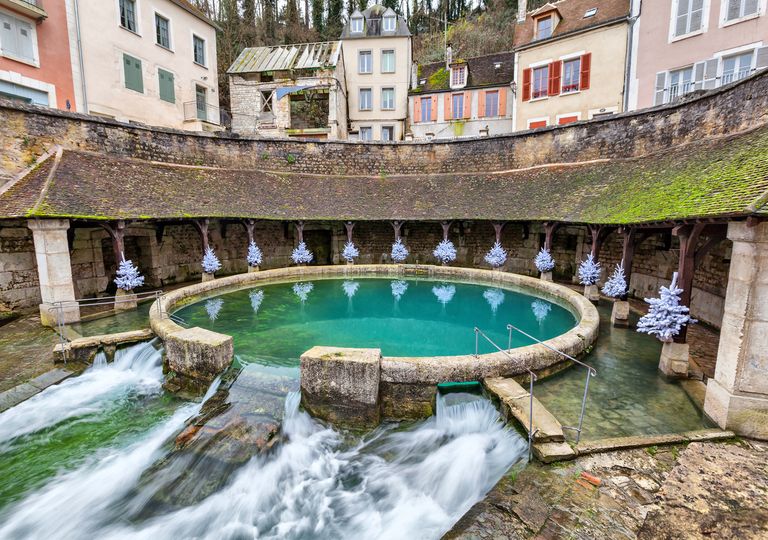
[294,221,305,243]
[100,219,127,264]
[440,221,452,241]
[492,222,505,243]
[672,223,705,343]
[192,218,210,251]
[543,222,559,251]
[243,219,255,243]
[344,221,355,243]
[588,225,614,260]
[391,220,404,241]
[619,226,636,300]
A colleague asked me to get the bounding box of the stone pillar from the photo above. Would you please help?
[300,346,381,428]
[165,326,234,394]
[28,219,80,326]
[704,221,768,438]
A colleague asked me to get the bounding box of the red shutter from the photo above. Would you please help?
[580,53,591,90]
[549,61,561,96]
[522,68,532,101]
[413,98,421,124]
[431,96,438,122]
[529,120,547,129]
[558,115,578,125]
[478,91,486,118]
[498,88,507,116]
[463,91,471,118]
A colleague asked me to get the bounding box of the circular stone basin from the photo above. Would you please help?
[173,277,577,371]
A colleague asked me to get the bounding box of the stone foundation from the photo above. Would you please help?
[584,284,599,302]
[164,327,233,392]
[658,342,689,379]
[611,300,630,327]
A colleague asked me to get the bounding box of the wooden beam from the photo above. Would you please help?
[672,223,705,343]
[294,221,305,243]
[242,219,255,243]
[344,221,355,242]
[543,222,559,251]
[588,225,615,260]
[192,218,210,251]
[441,220,452,241]
[99,219,127,264]
[391,220,404,241]
[492,222,506,243]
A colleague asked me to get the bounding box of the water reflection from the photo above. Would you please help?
[483,288,505,314]
[432,284,456,305]
[292,282,314,303]
[531,299,552,323]
[249,289,264,314]
[205,298,223,322]
[390,279,408,301]
[342,280,359,299]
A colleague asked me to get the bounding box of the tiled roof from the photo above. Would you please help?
[168,0,220,29]
[228,42,341,74]
[414,51,515,93]
[339,5,411,38]
[2,125,766,224]
[514,0,630,48]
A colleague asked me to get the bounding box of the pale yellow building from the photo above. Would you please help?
[69,0,220,131]
[514,0,630,130]
[340,5,411,141]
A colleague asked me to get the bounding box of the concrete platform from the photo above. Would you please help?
[0,367,75,412]
[484,377,566,443]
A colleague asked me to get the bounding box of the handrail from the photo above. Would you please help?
[474,326,538,460]
[506,323,596,444]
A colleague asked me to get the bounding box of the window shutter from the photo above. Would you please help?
[158,69,175,103]
[0,15,18,57]
[653,71,667,105]
[522,68,532,101]
[703,58,718,89]
[123,54,143,93]
[431,96,438,122]
[549,61,561,96]
[579,53,591,90]
[444,93,451,120]
[17,21,34,61]
[756,46,768,71]
[498,88,507,116]
[692,61,705,90]
[413,98,421,124]
[463,91,471,118]
[478,91,486,118]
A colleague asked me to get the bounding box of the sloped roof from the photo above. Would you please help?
[340,5,411,39]
[228,41,341,73]
[413,51,515,94]
[514,0,629,48]
[168,0,220,30]
[2,125,766,224]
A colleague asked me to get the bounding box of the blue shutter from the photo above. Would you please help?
[158,68,175,103]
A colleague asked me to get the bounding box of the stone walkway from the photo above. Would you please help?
[0,314,59,392]
[444,439,768,539]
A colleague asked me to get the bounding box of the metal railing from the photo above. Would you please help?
[50,290,163,361]
[183,101,222,125]
[474,327,538,459]
[507,323,597,444]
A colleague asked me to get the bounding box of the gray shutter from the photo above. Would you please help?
[17,20,34,61]
[0,15,18,57]
[726,0,740,20]
[745,0,759,16]
[703,58,718,89]
[756,46,768,71]
[693,61,705,90]
[123,54,143,93]
[654,71,667,105]
[158,69,175,103]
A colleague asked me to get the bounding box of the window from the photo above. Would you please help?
[668,66,694,100]
[725,0,759,21]
[383,15,396,32]
[358,50,372,74]
[451,93,464,120]
[119,0,137,32]
[123,53,143,93]
[451,66,466,87]
[484,90,499,117]
[722,51,753,84]
[260,90,274,113]
[381,49,395,73]
[351,16,363,33]
[359,88,372,110]
[536,16,553,39]
[155,14,170,49]
[0,12,36,64]
[420,96,432,122]
[674,0,704,37]
[359,126,372,140]
[195,85,207,120]
[584,7,598,18]
[381,87,395,110]
[562,57,581,93]
[193,35,206,66]
[532,65,549,98]
[158,68,175,103]
[381,126,394,141]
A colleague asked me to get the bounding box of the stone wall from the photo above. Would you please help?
[1,71,766,181]
[0,219,40,312]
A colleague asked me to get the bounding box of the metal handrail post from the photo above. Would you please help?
[575,369,592,444]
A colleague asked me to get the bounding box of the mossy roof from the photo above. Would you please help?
[1,124,767,224]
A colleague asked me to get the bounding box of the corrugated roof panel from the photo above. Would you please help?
[227,41,341,73]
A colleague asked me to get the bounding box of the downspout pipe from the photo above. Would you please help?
[622,0,641,112]
[73,0,88,113]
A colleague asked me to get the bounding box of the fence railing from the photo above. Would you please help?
[506,323,596,444]
[474,327,538,459]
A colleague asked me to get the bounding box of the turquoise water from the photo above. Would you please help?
[174,277,577,368]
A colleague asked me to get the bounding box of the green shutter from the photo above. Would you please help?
[158,68,175,103]
[123,54,143,93]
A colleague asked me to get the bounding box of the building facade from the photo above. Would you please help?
[407,50,514,140]
[0,0,76,109]
[340,5,411,141]
[69,0,220,131]
[629,0,768,109]
[513,0,630,130]
[228,41,347,139]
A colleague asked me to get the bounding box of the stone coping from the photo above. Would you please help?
[149,264,600,383]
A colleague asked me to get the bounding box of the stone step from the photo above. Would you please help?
[532,441,576,463]
[484,377,565,443]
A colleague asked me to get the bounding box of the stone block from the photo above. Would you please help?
[658,341,689,379]
[165,327,234,384]
[584,284,599,303]
[247,266,260,273]
[40,302,80,327]
[114,290,138,312]
[300,346,381,428]
[540,272,553,282]
[704,378,768,439]
[202,272,215,282]
[610,300,630,327]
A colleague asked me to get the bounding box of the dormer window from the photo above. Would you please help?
[351,16,363,33]
[536,15,553,39]
[383,14,396,32]
[450,65,467,88]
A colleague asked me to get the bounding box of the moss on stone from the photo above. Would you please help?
[428,68,449,89]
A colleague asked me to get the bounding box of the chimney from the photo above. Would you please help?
[517,0,527,23]
[445,43,453,69]
[411,61,419,90]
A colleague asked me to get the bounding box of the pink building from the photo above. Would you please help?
[630,0,768,109]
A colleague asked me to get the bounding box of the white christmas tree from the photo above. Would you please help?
[391,238,409,262]
[114,255,144,291]
[578,253,601,285]
[391,279,408,300]
[205,298,224,321]
[637,272,697,342]
[534,248,556,273]
[531,299,552,323]
[202,246,222,274]
[483,288,505,313]
[432,283,456,305]
[249,289,264,313]
[433,239,457,264]
[602,263,628,298]
[484,242,508,269]
[342,280,359,299]
[342,241,360,263]
[291,241,313,265]
[293,281,314,303]
[247,241,263,267]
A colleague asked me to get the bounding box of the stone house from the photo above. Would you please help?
[340,5,411,141]
[513,0,631,130]
[628,0,768,109]
[227,41,347,139]
[407,49,515,140]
